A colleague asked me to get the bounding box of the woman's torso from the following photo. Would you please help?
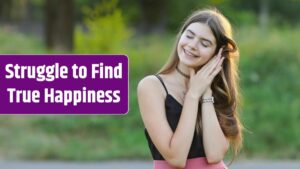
[144,75,228,169]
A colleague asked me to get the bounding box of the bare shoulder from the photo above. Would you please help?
[137,75,165,97]
[137,75,167,117]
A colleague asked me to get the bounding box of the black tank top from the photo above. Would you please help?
[144,75,206,160]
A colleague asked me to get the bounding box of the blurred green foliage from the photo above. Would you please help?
[1,24,300,160]
[1,0,299,29]
[75,0,131,53]
[0,27,45,53]
[237,26,300,158]
[0,0,300,161]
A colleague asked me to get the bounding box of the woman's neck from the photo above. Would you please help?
[175,63,191,86]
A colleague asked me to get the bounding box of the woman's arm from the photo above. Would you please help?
[137,75,199,168]
[202,88,229,164]
[138,49,225,167]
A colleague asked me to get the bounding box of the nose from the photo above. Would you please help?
[188,39,198,50]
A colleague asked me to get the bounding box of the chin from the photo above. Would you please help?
[182,60,203,69]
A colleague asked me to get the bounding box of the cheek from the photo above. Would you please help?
[176,43,181,56]
[197,48,215,64]
[177,38,186,54]
[178,34,191,45]
[200,47,215,58]
[177,38,186,48]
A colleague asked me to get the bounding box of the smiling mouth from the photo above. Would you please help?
[184,49,198,58]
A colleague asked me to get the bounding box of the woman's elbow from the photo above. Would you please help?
[206,150,227,164]
[206,143,229,164]
[166,157,187,168]
[206,155,223,164]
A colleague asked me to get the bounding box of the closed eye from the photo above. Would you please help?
[201,40,211,47]
[186,29,213,46]
[186,35,193,39]
[185,32,193,39]
[201,42,209,47]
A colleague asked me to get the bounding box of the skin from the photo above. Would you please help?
[137,22,229,168]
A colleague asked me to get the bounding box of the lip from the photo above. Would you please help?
[184,49,198,58]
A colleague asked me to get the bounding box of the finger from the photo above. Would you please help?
[217,47,224,58]
[212,47,223,60]
[211,47,223,63]
[209,49,222,64]
[203,47,224,71]
[208,56,224,75]
[208,57,224,77]
[216,57,225,68]
[210,58,224,76]
[209,65,223,80]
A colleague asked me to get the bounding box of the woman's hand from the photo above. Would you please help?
[187,48,224,99]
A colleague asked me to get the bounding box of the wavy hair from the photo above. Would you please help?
[158,8,243,163]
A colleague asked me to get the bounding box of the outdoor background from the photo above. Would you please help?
[0,0,299,162]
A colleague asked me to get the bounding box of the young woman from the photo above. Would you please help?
[137,8,243,169]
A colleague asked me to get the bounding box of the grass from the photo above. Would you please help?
[0,25,299,160]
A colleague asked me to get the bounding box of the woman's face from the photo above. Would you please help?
[177,22,217,68]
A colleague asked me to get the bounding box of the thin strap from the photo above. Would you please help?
[154,74,169,95]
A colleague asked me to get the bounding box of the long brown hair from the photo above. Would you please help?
[158,8,243,162]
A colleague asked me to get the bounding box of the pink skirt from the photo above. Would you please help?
[153,157,228,169]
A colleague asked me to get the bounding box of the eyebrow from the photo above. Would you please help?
[186,29,213,45]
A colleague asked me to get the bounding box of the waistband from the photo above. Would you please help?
[153,157,228,169]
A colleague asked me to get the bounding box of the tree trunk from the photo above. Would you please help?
[0,0,13,21]
[139,0,167,33]
[259,0,269,31]
[45,0,74,51]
